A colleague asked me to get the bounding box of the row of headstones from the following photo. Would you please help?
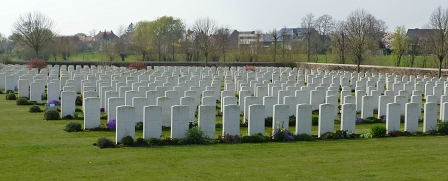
[109,101,439,144]
[77,86,448,129]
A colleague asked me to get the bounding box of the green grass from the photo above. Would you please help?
[1,95,448,180]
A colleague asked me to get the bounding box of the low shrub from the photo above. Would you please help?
[215,123,222,128]
[127,62,147,70]
[6,93,16,100]
[73,112,83,119]
[27,58,47,71]
[288,115,296,126]
[295,134,315,141]
[135,122,143,131]
[218,133,242,143]
[107,119,116,130]
[320,130,352,139]
[62,114,73,119]
[96,137,115,149]
[312,115,319,126]
[75,95,82,106]
[360,132,373,138]
[121,136,134,146]
[437,121,448,135]
[135,138,147,146]
[187,127,206,144]
[44,109,60,120]
[5,90,14,94]
[16,97,29,105]
[363,117,384,124]
[264,117,273,127]
[29,105,42,113]
[243,65,258,72]
[148,138,162,146]
[65,122,82,132]
[188,121,198,129]
[74,108,83,113]
[241,134,270,143]
[371,124,387,137]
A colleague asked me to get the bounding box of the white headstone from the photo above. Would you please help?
[157,97,172,127]
[318,103,335,137]
[170,105,189,139]
[423,102,437,132]
[198,105,216,139]
[61,91,76,119]
[248,104,265,136]
[84,97,100,129]
[273,104,289,129]
[295,104,312,135]
[386,103,401,132]
[341,103,356,133]
[223,105,240,136]
[116,106,135,144]
[405,102,419,132]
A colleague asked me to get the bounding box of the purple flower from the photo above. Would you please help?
[48,100,61,106]
[355,116,363,124]
[14,86,18,91]
[107,119,116,131]
[100,108,105,113]
[388,131,399,137]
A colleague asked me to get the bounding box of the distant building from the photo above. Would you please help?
[77,35,93,42]
[93,30,119,41]
[237,31,273,48]
[406,28,436,53]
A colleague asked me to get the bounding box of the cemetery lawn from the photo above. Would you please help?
[1,99,448,180]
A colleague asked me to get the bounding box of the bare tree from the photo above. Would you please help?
[253,30,264,62]
[115,34,132,61]
[101,40,116,61]
[315,14,335,62]
[425,6,448,77]
[344,9,386,72]
[12,12,56,58]
[301,13,316,62]
[270,28,278,62]
[409,32,421,67]
[330,21,347,64]
[116,24,127,37]
[192,17,217,66]
[215,26,230,62]
[55,36,79,61]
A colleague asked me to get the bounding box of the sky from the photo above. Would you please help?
[1,0,448,37]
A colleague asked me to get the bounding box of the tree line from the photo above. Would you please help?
[1,7,447,76]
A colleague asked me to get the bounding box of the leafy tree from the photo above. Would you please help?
[132,21,154,61]
[390,26,409,67]
[11,11,56,58]
[126,23,135,34]
[0,33,8,54]
[152,16,184,61]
